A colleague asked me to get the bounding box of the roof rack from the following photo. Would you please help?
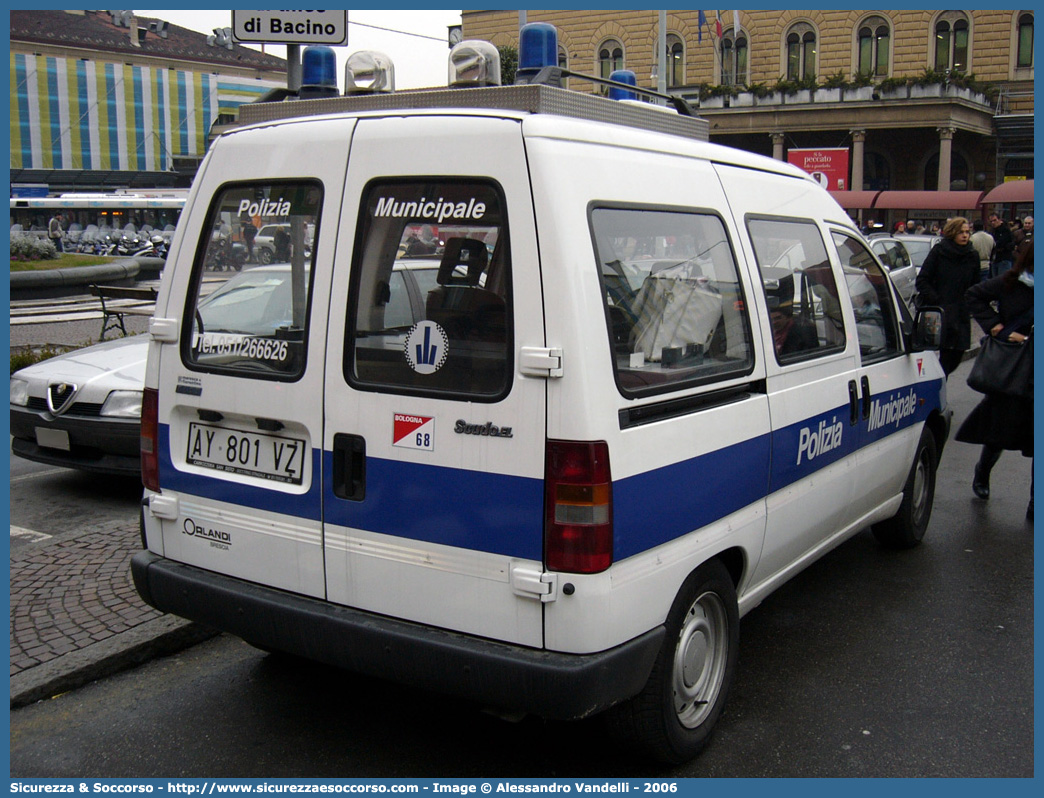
[236,82,709,143]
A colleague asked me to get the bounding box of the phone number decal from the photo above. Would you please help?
[197,333,290,362]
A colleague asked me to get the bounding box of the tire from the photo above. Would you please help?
[873,427,937,549]
[258,247,273,265]
[604,559,739,764]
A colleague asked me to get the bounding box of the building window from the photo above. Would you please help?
[598,39,624,81]
[934,12,970,72]
[666,34,684,87]
[786,24,816,81]
[721,28,747,86]
[1017,12,1034,69]
[857,17,890,77]
[924,151,970,191]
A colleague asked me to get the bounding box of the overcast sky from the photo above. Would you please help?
[137,10,464,90]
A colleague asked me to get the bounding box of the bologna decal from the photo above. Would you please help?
[393,412,435,451]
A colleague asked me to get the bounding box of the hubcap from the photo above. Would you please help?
[672,590,728,729]
[911,449,929,526]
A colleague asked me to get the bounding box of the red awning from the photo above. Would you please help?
[828,190,881,209]
[873,190,984,210]
[982,179,1034,204]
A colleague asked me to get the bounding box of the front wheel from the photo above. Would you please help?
[604,559,739,764]
[873,427,937,548]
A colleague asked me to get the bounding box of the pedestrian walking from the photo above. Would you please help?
[914,216,980,376]
[1014,215,1033,259]
[48,212,65,252]
[970,218,995,280]
[956,240,1034,519]
[988,211,1016,277]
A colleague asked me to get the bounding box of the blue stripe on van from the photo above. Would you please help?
[325,455,546,560]
[613,433,771,561]
[157,377,943,565]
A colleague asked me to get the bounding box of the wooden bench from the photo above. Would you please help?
[89,284,159,339]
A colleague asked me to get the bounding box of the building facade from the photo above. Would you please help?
[462,9,1033,217]
[10,9,288,191]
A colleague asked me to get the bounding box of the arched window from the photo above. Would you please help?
[863,152,891,191]
[666,33,684,87]
[934,12,970,72]
[857,16,890,77]
[924,151,970,192]
[1017,12,1034,69]
[598,39,624,81]
[720,27,747,86]
[786,23,816,81]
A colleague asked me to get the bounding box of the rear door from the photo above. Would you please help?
[322,114,549,647]
[152,118,352,598]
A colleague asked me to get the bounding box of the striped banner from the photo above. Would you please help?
[10,52,281,171]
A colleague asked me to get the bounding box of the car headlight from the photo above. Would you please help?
[10,379,29,407]
[101,390,143,418]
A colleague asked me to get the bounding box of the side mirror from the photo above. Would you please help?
[911,307,943,351]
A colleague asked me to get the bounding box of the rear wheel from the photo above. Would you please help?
[873,427,937,549]
[605,559,738,764]
[258,247,273,265]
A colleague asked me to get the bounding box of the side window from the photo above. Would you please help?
[747,218,847,363]
[346,180,510,400]
[591,207,754,396]
[184,182,321,380]
[832,232,901,362]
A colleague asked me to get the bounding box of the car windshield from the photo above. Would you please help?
[198,268,296,336]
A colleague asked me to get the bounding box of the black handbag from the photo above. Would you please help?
[966,332,1033,399]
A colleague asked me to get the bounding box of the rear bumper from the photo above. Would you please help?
[131,551,664,720]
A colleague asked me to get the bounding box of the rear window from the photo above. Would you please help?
[591,206,755,396]
[183,181,321,380]
[346,179,511,400]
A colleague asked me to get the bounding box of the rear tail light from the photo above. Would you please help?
[141,387,160,491]
[545,440,613,574]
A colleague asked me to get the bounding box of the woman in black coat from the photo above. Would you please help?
[914,216,981,375]
[956,239,1033,518]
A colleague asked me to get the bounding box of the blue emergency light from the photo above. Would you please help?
[516,22,558,81]
[608,70,637,101]
[299,46,338,99]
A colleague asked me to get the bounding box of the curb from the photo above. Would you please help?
[9,617,219,709]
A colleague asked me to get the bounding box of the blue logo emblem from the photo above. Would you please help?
[404,321,449,374]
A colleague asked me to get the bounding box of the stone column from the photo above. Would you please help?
[937,126,956,191]
[771,131,786,161]
[849,129,866,192]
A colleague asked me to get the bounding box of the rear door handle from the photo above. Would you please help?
[848,380,859,425]
[332,433,366,501]
[860,376,872,420]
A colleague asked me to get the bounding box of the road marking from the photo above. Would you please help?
[10,525,52,542]
[10,467,71,484]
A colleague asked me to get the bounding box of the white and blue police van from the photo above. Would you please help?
[132,26,951,763]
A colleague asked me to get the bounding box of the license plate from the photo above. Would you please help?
[186,422,305,485]
[36,427,70,451]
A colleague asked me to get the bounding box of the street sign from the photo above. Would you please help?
[232,10,347,45]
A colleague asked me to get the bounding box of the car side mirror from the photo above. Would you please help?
[911,307,943,351]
